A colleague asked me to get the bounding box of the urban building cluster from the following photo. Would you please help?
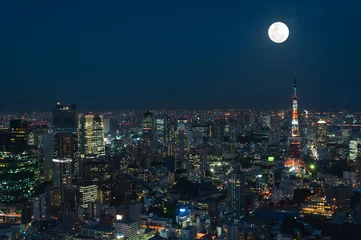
[0,78,361,239]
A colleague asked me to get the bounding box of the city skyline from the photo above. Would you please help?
[0,0,360,111]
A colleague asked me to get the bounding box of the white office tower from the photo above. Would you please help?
[79,184,98,208]
[113,220,138,240]
[350,140,358,160]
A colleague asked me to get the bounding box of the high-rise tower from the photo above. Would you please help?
[285,74,310,176]
[52,103,77,134]
[78,113,105,157]
[228,166,246,222]
[316,120,327,149]
[52,102,77,174]
[0,121,36,204]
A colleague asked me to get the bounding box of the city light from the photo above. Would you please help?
[2,6,355,237]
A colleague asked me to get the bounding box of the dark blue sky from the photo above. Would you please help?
[0,0,360,111]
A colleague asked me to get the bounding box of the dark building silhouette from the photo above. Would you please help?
[228,167,246,221]
[112,173,134,205]
[52,103,77,134]
[54,132,78,172]
[9,120,28,153]
[165,155,176,172]
[52,103,78,174]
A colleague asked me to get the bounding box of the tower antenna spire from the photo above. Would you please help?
[293,72,297,97]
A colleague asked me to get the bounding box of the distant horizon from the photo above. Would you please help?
[1,107,361,114]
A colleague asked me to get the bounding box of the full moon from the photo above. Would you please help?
[268,22,289,43]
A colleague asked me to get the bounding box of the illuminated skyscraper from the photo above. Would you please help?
[78,113,105,157]
[349,140,358,160]
[175,120,190,167]
[142,111,153,140]
[154,113,169,152]
[316,120,327,149]
[284,74,309,176]
[79,184,98,209]
[140,111,153,168]
[0,122,36,204]
[0,151,36,204]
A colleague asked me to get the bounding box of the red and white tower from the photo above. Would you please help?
[285,73,310,176]
[291,73,299,138]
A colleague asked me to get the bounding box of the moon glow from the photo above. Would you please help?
[268,22,289,43]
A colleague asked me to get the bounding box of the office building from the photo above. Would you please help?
[78,113,105,157]
[104,118,110,135]
[52,158,72,203]
[142,111,153,141]
[0,151,36,204]
[301,197,335,218]
[228,167,246,221]
[181,223,197,240]
[41,133,54,181]
[9,120,28,153]
[200,148,208,179]
[32,193,47,221]
[113,220,138,240]
[112,173,134,204]
[52,103,77,133]
[53,132,77,173]
[80,224,116,239]
[0,122,36,204]
[82,158,111,183]
[225,224,239,240]
[316,120,327,149]
[52,103,78,177]
[350,140,358,161]
[79,184,98,208]
[28,124,49,147]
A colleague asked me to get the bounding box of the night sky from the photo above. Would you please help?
[0,0,360,111]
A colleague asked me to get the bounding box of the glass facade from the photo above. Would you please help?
[0,151,36,204]
[52,103,77,133]
[78,114,105,157]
